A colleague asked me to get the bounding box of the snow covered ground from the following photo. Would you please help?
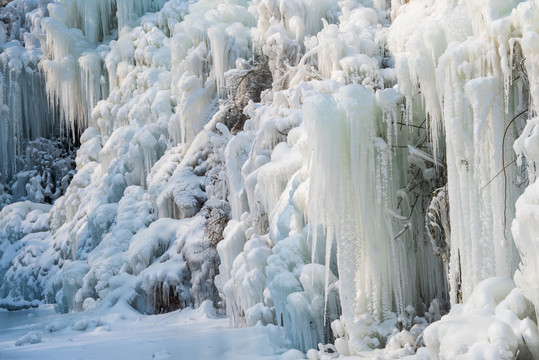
[0,302,280,360]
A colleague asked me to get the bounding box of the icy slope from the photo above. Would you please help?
[0,0,539,359]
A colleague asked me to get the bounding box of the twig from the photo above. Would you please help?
[417,118,427,137]
[520,58,528,82]
[481,159,516,190]
[502,109,528,240]
[392,145,429,149]
[397,169,422,210]
[394,224,410,240]
[394,122,426,130]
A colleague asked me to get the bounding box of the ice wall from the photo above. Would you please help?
[215,1,449,354]
[388,0,532,304]
[0,1,55,185]
[35,0,168,143]
[1,0,258,315]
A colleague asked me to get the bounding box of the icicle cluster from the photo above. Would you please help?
[0,1,55,186]
[388,0,535,305]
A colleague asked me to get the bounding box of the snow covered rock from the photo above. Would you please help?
[14,331,42,346]
[423,278,538,359]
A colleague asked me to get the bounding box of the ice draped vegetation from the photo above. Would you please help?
[1,0,539,358]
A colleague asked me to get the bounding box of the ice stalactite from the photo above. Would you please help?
[93,7,177,190]
[389,0,529,304]
[253,0,338,46]
[168,1,255,145]
[513,176,539,319]
[442,69,521,303]
[116,0,168,34]
[79,48,110,128]
[39,1,112,139]
[251,0,341,92]
[1,1,113,172]
[0,1,56,187]
[0,45,46,184]
[57,0,116,45]
[305,84,444,353]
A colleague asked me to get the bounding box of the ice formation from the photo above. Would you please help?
[389,0,532,306]
[0,1,56,185]
[1,0,539,358]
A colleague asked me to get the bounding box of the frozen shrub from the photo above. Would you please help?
[128,199,230,314]
[224,56,272,134]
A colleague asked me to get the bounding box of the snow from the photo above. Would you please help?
[14,331,42,347]
[0,302,279,360]
[422,278,538,359]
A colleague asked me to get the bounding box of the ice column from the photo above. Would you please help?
[306,84,419,352]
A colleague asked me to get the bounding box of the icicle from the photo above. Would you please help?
[306,84,417,351]
[116,0,167,34]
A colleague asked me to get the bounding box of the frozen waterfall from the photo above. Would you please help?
[1,0,539,358]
